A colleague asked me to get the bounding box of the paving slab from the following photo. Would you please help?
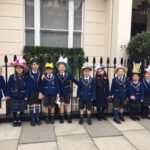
[93,136,136,150]
[0,123,21,140]
[19,122,56,144]
[139,119,150,130]
[123,129,150,150]
[54,119,87,136]
[108,117,144,131]
[18,142,57,150]
[84,119,121,137]
[0,139,18,150]
[57,134,97,150]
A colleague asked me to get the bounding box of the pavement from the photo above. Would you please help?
[0,117,150,150]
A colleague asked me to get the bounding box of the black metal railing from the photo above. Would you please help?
[1,55,150,118]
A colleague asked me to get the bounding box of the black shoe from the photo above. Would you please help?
[13,121,17,127]
[50,117,55,124]
[87,119,92,125]
[31,120,36,126]
[17,120,22,127]
[79,118,84,125]
[130,116,136,121]
[36,120,42,125]
[114,118,121,124]
[45,118,50,124]
[119,116,125,122]
[141,114,145,119]
[145,115,150,119]
[101,115,107,120]
[59,116,64,124]
[135,116,140,121]
[97,115,102,121]
[67,116,72,123]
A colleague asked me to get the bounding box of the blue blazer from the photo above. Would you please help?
[40,74,60,96]
[0,75,6,99]
[7,74,28,100]
[110,76,129,98]
[142,79,150,98]
[129,81,144,101]
[26,70,41,96]
[56,72,78,95]
[77,77,96,101]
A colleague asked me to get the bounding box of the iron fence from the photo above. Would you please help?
[1,55,150,118]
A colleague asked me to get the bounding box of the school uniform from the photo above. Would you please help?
[26,70,42,126]
[26,70,41,105]
[95,75,109,119]
[40,74,60,107]
[110,76,129,122]
[129,81,144,120]
[141,79,150,118]
[56,72,78,104]
[77,76,96,111]
[7,73,28,113]
[0,75,7,108]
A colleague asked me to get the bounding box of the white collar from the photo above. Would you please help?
[32,70,38,74]
[133,81,139,84]
[84,76,90,80]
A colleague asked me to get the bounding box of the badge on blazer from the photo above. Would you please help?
[136,87,140,92]
[51,81,55,86]
[123,84,126,88]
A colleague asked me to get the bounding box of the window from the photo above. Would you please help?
[25,0,83,48]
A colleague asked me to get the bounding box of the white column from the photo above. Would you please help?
[34,0,40,46]
[68,0,74,48]
[111,0,133,63]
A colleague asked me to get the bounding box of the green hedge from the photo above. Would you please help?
[127,32,150,61]
[23,46,85,72]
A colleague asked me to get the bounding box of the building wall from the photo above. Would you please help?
[83,0,106,63]
[0,0,24,67]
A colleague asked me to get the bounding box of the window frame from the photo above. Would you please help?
[24,0,84,48]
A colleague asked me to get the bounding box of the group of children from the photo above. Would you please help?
[0,56,150,127]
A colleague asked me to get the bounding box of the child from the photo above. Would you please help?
[141,66,150,119]
[95,65,109,121]
[7,58,28,127]
[110,66,129,124]
[26,58,42,126]
[39,63,60,124]
[77,62,96,125]
[129,71,144,121]
[0,65,7,113]
[56,56,78,123]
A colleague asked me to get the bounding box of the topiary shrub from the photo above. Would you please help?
[127,31,150,61]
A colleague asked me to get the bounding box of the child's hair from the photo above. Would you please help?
[95,70,108,80]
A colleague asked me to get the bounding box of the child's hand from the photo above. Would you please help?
[141,99,144,103]
[77,97,80,101]
[41,74,46,80]
[5,96,10,101]
[24,97,28,101]
[130,96,135,100]
[91,99,94,101]
[38,92,44,99]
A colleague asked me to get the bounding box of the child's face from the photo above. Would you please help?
[132,74,139,81]
[116,69,125,77]
[58,64,66,73]
[145,72,150,80]
[97,69,105,76]
[31,62,39,71]
[15,66,23,74]
[83,69,91,77]
[46,68,53,74]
